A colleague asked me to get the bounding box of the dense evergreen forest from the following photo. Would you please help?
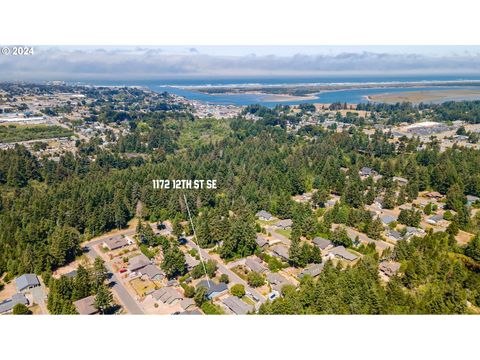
[1,99,480,313]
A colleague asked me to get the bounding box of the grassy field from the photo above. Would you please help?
[166,118,231,147]
[0,124,73,143]
[275,229,292,239]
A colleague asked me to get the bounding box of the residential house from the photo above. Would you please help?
[266,273,292,293]
[274,219,293,230]
[138,264,165,281]
[312,237,333,250]
[299,263,325,278]
[127,253,151,272]
[255,234,269,248]
[386,229,403,242]
[180,298,196,311]
[427,213,444,225]
[74,295,98,315]
[359,167,377,177]
[426,191,443,199]
[185,253,200,271]
[15,274,40,292]
[379,261,401,277]
[245,257,268,274]
[379,214,397,226]
[152,287,183,305]
[467,195,480,207]
[393,176,409,186]
[222,296,254,315]
[270,245,290,261]
[328,246,358,262]
[255,210,273,221]
[102,235,128,251]
[0,293,28,314]
[197,280,228,299]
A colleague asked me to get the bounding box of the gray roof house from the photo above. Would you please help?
[255,234,269,248]
[185,253,200,270]
[152,287,183,305]
[467,195,480,206]
[379,214,397,226]
[427,213,444,224]
[197,280,228,299]
[312,237,333,250]
[222,296,254,315]
[127,254,151,272]
[328,246,358,261]
[255,210,273,221]
[271,245,290,261]
[15,274,40,292]
[245,257,268,274]
[180,298,196,311]
[274,219,293,230]
[299,263,325,278]
[379,261,401,277]
[386,229,403,242]
[102,236,128,251]
[266,273,292,293]
[74,295,98,315]
[393,176,409,186]
[360,167,377,177]
[138,264,165,281]
[0,293,28,314]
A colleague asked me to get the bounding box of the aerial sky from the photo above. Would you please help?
[1,46,480,81]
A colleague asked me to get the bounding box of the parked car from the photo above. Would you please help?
[119,268,127,273]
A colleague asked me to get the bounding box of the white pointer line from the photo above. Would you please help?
[183,194,211,287]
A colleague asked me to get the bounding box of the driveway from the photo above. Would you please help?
[85,241,144,315]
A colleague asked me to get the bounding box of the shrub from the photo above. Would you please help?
[247,271,265,287]
[230,284,245,297]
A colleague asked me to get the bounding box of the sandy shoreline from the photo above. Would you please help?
[369,89,480,104]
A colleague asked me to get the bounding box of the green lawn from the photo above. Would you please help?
[275,229,292,239]
[0,124,73,143]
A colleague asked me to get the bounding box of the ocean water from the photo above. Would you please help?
[87,75,480,106]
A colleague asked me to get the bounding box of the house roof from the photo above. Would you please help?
[139,264,164,280]
[222,296,254,315]
[299,263,325,278]
[275,219,293,228]
[428,213,444,222]
[197,280,228,297]
[15,274,40,292]
[255,210,273,219]
[467,195,480,202]
[103,236,128,250]
[329,246,358,261]
[185,254,200,268]
[152,287,183,305]
[127,254,150,272]
[266,273,292,292]
[0,293,28,314]
[180,298,196,311]
[74,295,97,315]
[312,237,332,250]
[379,261,401,276]
[387,229,402,241]
[255,235,269,248]
[379,214,397,225]
[245,257,268,274]
[271,245,289,260]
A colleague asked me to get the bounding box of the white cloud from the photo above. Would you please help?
[1,46,480,81]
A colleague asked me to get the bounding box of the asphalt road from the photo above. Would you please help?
[185,238,267,308]
[85,238,144,315]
